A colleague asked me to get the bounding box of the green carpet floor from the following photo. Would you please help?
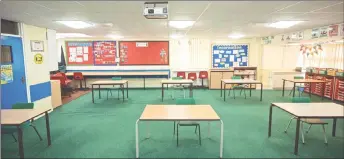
[2,89,344,158]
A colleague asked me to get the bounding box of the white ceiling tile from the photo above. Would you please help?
[313,2,344,13]
[278,1,342,13]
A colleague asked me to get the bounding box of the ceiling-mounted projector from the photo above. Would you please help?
[143,2,168,19]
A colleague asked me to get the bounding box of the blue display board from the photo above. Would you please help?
[212,44,249,68]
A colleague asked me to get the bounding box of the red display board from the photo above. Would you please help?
[93,41,116,65]
[119,41,169,65]
[66,41,94,65]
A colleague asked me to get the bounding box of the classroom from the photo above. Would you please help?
[1,1,343,158]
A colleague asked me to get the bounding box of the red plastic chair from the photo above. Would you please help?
[187,73,197,81]
[50,76,72,97]
[199,71,208,88]
[56,72,72,84]
[73,72,86,89]
[177,72,186,79]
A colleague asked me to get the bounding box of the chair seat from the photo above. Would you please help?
[178,121,200,126]
[301,118,328,124]
[232,85,245,89]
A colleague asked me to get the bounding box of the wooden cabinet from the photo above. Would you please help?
[51,80,62,109]
[209,69,233,89]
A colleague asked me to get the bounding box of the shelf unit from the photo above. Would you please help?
[209,69,233,89]
[233,66,257,89]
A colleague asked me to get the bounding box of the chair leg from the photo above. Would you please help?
[177,124,179,147]
[12,133,17,142]
[243,89,246,99]
[240,89,242,95]
[306,125,312,133]
[107,89,109,100]
[117,89,120,100]
[198,124,201,146]
[284,117,295,133]
[195,125,198,134]
[301,122,305,144]
[322,125,328,144]
[30,125,43,141]
[173,121,176,135]
[289,87,294,96]
[233,89,236,99]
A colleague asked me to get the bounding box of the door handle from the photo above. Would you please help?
[21,77,25,84]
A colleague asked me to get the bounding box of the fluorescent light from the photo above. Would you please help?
[170,34,184,39]
[106,34,124,39]
[56,33,91,39]
[169,21,195,29]
[266,21,304,29]
[56,21,94,29]
[228,34,244,39]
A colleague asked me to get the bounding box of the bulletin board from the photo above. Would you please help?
[66,41,94,65]
[212,44,249,68]
[119,41,169,65]
[93,41,117,65]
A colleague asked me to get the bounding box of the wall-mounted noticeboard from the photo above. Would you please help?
[93,41,117,65]
[66,41,94,65]
[212,44,249,68]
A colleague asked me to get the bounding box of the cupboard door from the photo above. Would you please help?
[210,72,223,89]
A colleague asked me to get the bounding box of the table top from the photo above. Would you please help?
[139,105,220,121]
[1,108,51,125]
[272,102,344,118]
[65,72,169,76]
[221,79,262,84]
[283,79,326,83]
[92,80,128,85]
[161,79,193,84]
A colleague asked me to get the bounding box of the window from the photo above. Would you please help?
[1,45,13,64]
[1,19,19,35]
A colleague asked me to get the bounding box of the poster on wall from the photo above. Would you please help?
[329,24,339,37]
[341,24,344,36]
[212,44,248,68]
[66,41,94,65]
[298,31,304,40]
[319,27,328,37]
[119,41,169,65]
[1,65,13,84]
[93,41,117,65]
[312,28,320,39]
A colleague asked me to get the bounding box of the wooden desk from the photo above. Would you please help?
[1,108,52,159]
[66,71,169,89]
[91,80,129,103]
[220,79,263,101]
[282,78,326,99]
[136,105,223,158]
[161,79,193,101]
[268,102,344,155]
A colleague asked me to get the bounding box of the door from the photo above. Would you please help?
[1,35,28,109]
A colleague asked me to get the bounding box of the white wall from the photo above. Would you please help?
[47,29,58,71]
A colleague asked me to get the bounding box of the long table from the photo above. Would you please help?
[136,105,223,158]
[91,80,129,103]
[161,79,193,101]
[282,79,326,99]
[1,108,52,159]
[220,79,263,101]
[268,102,344,155]
[66,71,169,89]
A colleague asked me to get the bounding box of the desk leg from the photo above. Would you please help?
[45,111,51,146]
[220,81,223,97]
[309,82,312,98]
[17,125,24,159]
[136,119,140,158]
[260,83,263,101]
[282,80,285,97]
[99,85,101,99]
[332,118,337,137]
[161,84,164,102]
[322,82,325,100]
[224,84,226,101]
[127,81,129,98]
[208,121,210,138]
[84,78,87,89]
[79,80,82,89]
[143,76,145,90]
[220,120,224,158]
[294,118,301,155]
[122,84,125,102]
[92,85,94,103]
[268,104,273,137]
[250,84,252,97]
[190,83,193,97]
[292,82,296,97]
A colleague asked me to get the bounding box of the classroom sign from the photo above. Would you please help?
[93,41,117,65]
[212,44,248,68]
[1,64,14,84]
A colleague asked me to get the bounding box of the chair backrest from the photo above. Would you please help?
[73,72,84,80]
[199,71,208,78]
[188,73,197,80]
[177,72,186,79]
[172,77,183,80]
[294,76,304,79]
[291,97,311,103]
[50,76,67,86]
[176,98,196,105]
[12,103,34,109]
[112,77,122,80]
[232,76,241,80]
